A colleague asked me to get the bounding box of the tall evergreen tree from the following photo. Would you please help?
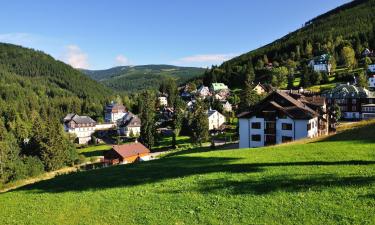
[191,99,209,146]
[138,91,156,149]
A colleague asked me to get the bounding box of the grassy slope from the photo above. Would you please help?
[1,122,375,224]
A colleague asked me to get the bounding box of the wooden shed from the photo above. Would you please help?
[104,142,151,165]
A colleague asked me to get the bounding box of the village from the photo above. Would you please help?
[64,52,375,166]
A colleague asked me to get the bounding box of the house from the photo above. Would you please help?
[197,85,211,98]
[158,94,168,106]
[210,83,229,93]
[222,101,233,112]
[105,102,127,123]
[361,104,375,120]
[323,84,375,120]
[63,114,97,144]
[103,142,151,165]
[118,112,141,137]
[369,75,375,89]
[238,91,328,149]
[368,64,375,73]
[207,109,226,130]
[253,83,266,95]
[362,48,374,57]
[308,54,332,73]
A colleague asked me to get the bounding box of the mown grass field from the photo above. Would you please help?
[1,121,375,224]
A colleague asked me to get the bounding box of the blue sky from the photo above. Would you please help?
[0,0,349,70]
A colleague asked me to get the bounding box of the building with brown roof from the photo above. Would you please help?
[238,91,328,148]
[104,142,151,165]
[105,102,127,123]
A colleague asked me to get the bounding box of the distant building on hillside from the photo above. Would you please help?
[105,102,127,123]
[368,75,375,89]
[222,101,233,112]
[103,142,151,165]
[368,64,375,73]
[158,94,168,107]
[210,83,229,93]
[238,91,328,148]
[308,54,332,73]
[118,112,141,137]
[323,84,375,120]
[63,114,97,144]
[197,85,211,98]
[207,109,226,130]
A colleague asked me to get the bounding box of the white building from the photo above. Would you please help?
[197,85,211,98]
[158,96,168,106]
[63,114,97,144]
[368,64,375,73]
[238,91,327,149]
[105,102,126,123]
[222,101,232,112]
[361,104,375,120]
[308,54,332,73]
[369,75,375,89]
[207,109,226,130]
[118,112,141,137]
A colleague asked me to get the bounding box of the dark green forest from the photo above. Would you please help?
[200,0,375,89]
[83,65,205,93]
[0,43,113,185]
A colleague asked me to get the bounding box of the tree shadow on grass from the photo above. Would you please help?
[14,155,375,194]
[80,150,105,158]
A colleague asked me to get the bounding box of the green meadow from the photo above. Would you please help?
[1,121,375,225]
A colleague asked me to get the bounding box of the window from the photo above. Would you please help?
[352,99,357,104]
[307,123,311,131]
[282,123,292,130]
[352,106,357,111]
[251,135,261,142]
[251,122,261,129]
[282,136,293,143]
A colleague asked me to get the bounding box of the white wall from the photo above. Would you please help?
[276,117,294,144]
[249,117,264,148]
[239,118,250,148]
[208,112,226,130]
[369,77,375,88]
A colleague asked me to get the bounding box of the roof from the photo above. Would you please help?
[311,54,331,64]
[211,83,228,92]
[322,84,374,99]
[238,91,319,120]
[106,103,126,113]
[64,114,96,124]
[207,109,224,118]
[119,112,141,127]
[112,142,150,159]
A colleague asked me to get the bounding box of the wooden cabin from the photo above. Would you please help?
[104,142,151,165]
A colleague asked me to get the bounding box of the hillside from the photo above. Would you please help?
[1,121,374,224]
[82,65,205,92]
[200,0,375,89]
[0,43,112,185]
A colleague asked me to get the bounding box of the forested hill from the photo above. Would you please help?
[0,43,112,185]
[82,65,205,92]
[200,0,375,89]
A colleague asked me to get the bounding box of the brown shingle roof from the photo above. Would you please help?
[112,143,150,159]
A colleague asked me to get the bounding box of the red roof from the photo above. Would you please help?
[112,142,150,158]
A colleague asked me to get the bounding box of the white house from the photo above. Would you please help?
[222,101,232,112]
[105,102,126,123]
[197,85,211,98]
[238,91,327,149]
[368,64,375,73]
[369,75,375,89]
[63,114,97,144]
[118,112,141,137]
[308,54,332,73]
[207,109,226,130]
[158,96,168,106]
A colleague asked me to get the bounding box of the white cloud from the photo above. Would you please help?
[62,45,89,69]
[174,53,238,66]
[115,54,130,66]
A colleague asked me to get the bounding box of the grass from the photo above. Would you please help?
[77,144,112,158]
[1,121,375,224]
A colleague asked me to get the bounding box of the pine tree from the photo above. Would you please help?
[139,91,156,149]
[171,96,185,148]
[191,99,208,146]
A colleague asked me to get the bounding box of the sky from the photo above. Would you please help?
[0,0,349,70]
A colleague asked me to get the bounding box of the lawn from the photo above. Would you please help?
[1,121,375,224]
[77,144,112,158]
